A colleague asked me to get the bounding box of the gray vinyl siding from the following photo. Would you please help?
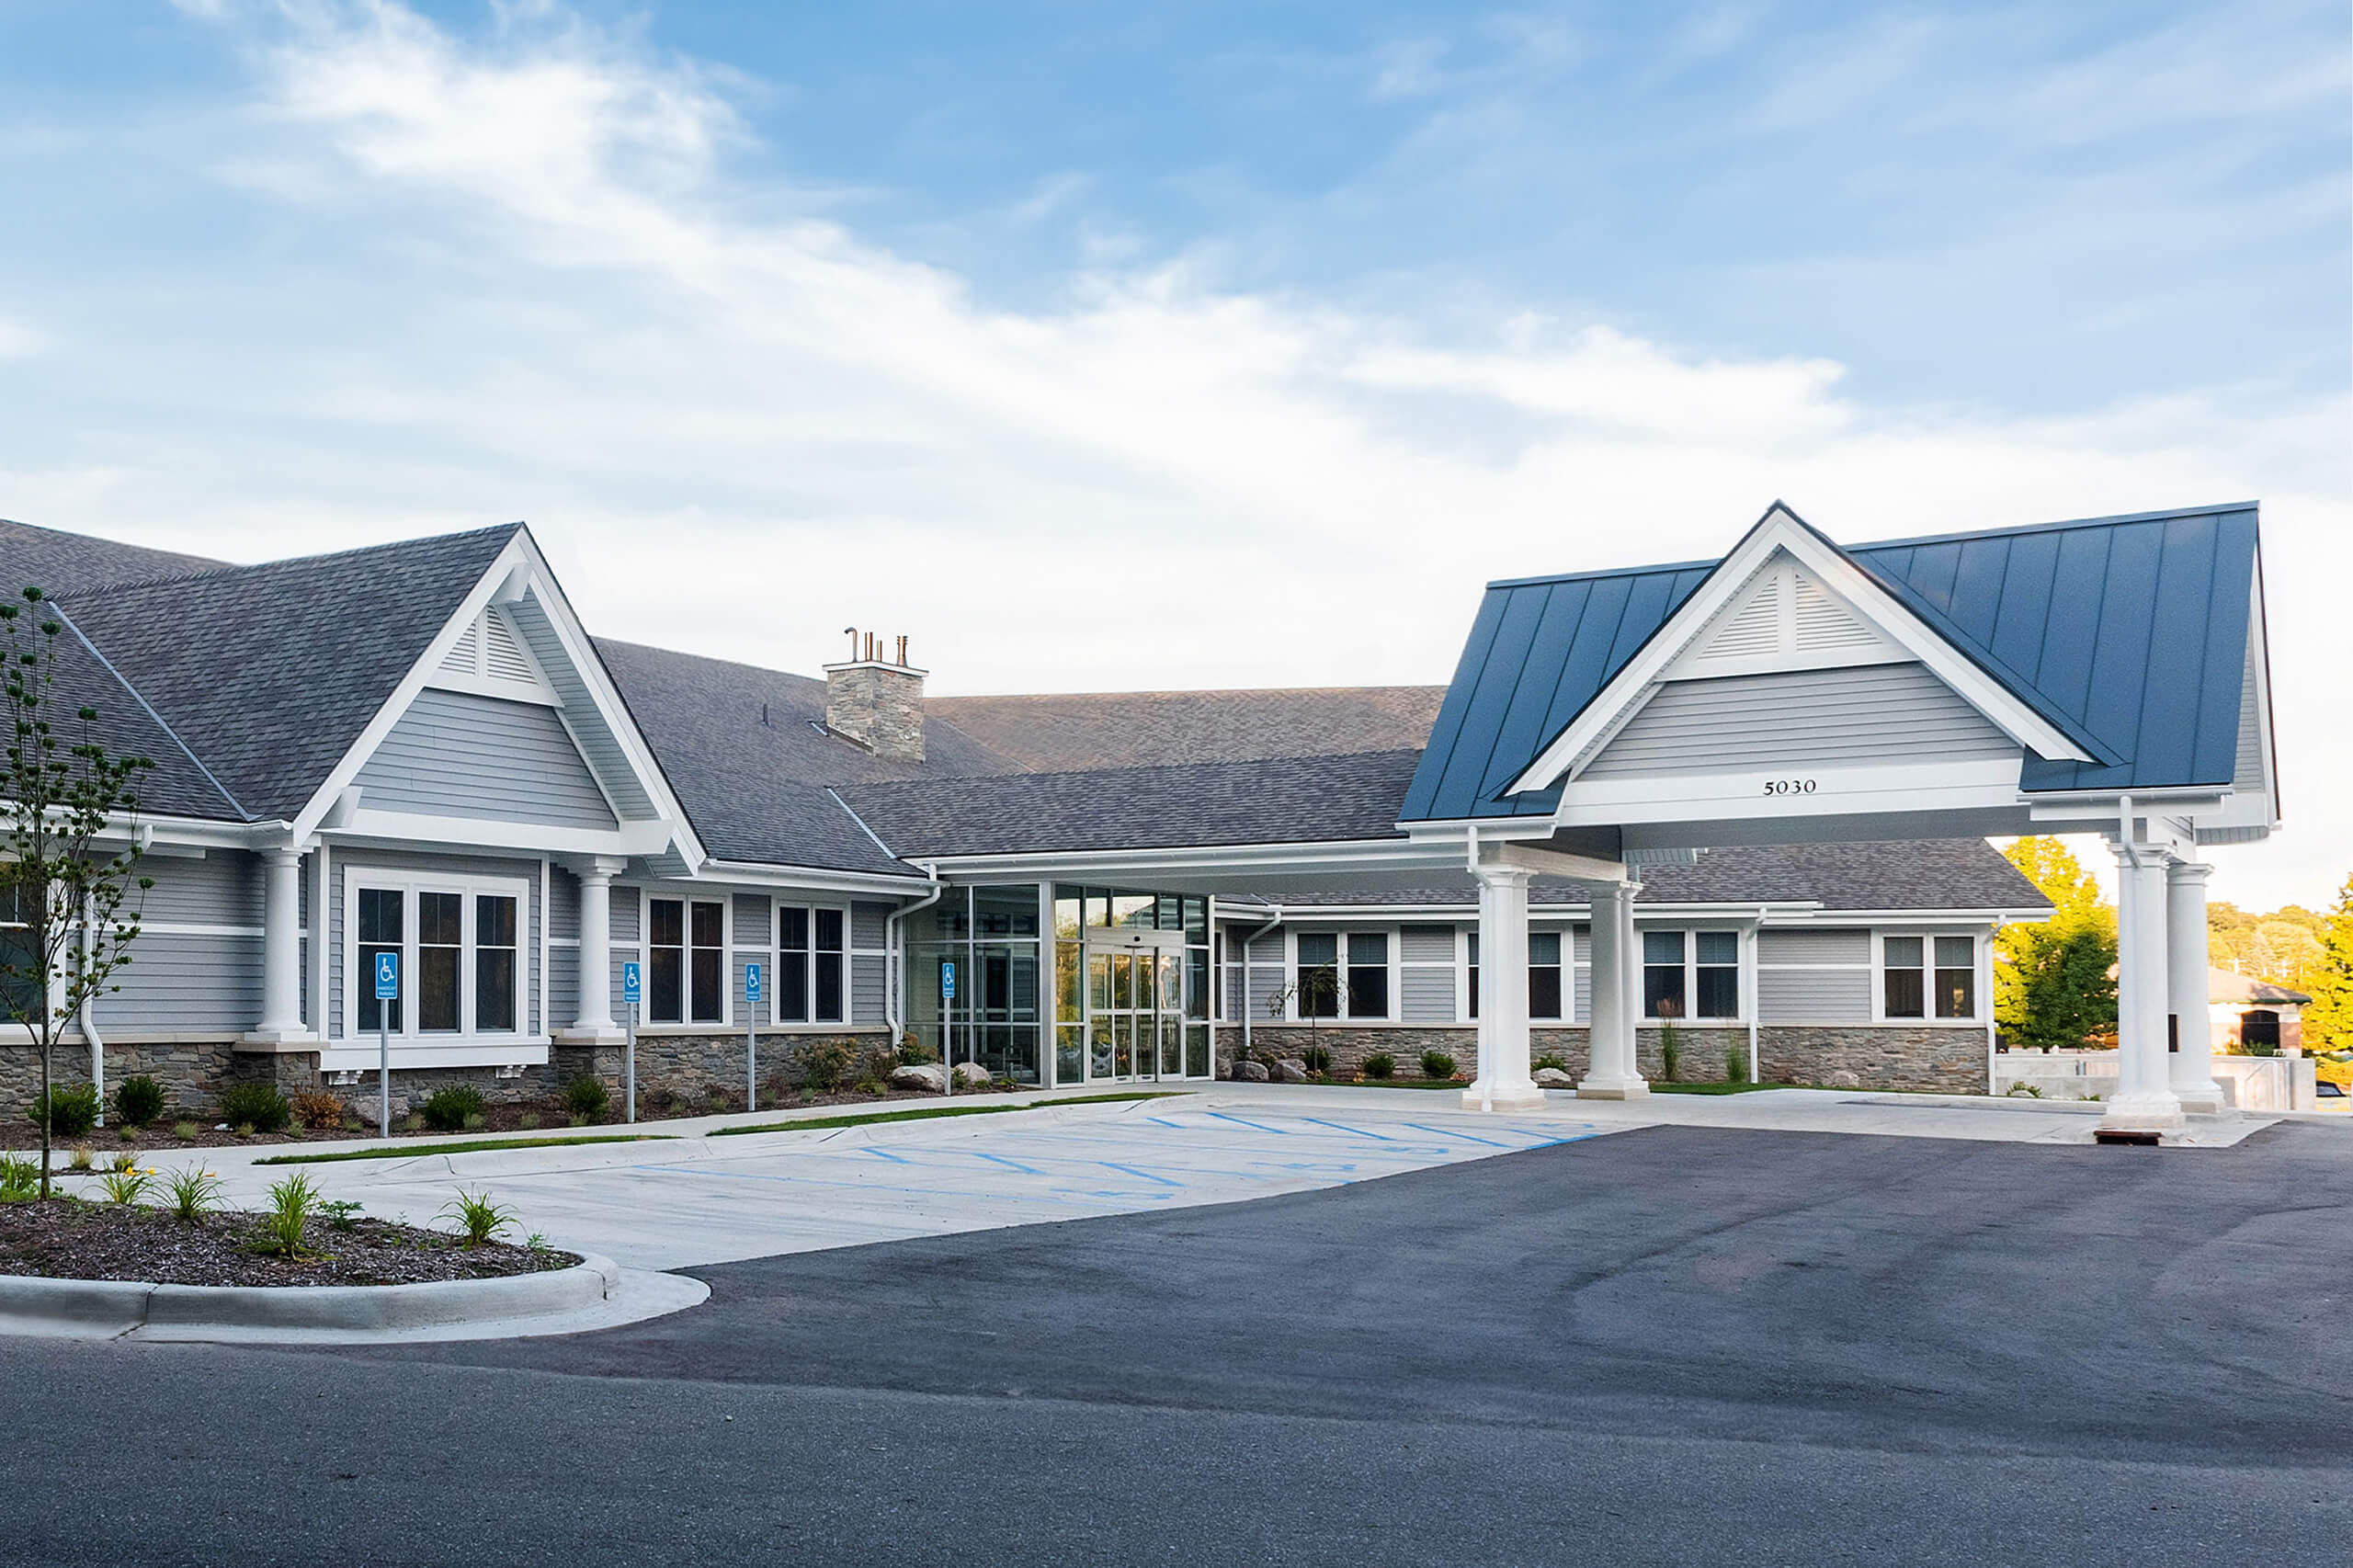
[610,888,641,948]
[355,689,619,829]
[1400,964,1455,1022]
[2233,645,2264,790]
[136,851,263,928]
[1758,928,1871,964]
[328,850,544,1040]
[504,595,661,820]
[1758,967,1873,1023]
[851,954,885,1023]
[734,893,771,946]
[549,944,579,1032]
[852,903,891,951]
[1582,663,2016,778]
[1399,925,1455,963]
[102,932,261,1033]
[547,867,580,941]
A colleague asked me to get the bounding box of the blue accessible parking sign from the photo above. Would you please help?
[745,961,762,1004]
[374,950,399,999]
[621,960,642,1006]
[940,960,956,1001]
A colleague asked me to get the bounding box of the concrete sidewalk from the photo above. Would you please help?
[23,1082,2301,1272]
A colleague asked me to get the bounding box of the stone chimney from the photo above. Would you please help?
[824,631,926,762]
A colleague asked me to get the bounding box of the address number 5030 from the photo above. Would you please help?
[1762,778,1817,796]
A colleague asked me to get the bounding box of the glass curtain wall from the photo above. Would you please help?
[905,886,1043,1085]
[1051,886,1211,1084]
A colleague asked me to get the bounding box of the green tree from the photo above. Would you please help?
[1995,836,2118,1052]
[0,587,153,1198]
[2303,876,2353,1053]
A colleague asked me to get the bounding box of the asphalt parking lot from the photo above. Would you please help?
[5,1119,2347,1566]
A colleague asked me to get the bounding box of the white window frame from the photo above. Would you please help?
[1874,930,1982,1024]
[340,865,533,1046]
[773,900,852,1028]
[1464,926,1576,1023]
[642,889,733,1028]
[1288,927,1393,1022]
[1639,926,1746,1023]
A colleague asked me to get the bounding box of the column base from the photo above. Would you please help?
[1461,1081,1548,1112]
[239,1028,319,1050]
[2170,1084,2229,1116]
[1576,1074,1651,1100]
[552,1027,628,1046]
[2099,1091,2187,1132]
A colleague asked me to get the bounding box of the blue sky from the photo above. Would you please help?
[0,1,2346,903]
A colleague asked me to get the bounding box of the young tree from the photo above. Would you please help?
[0,587,152,1199]
[2303,875,2353,1054]
[1994,836,2118,1052]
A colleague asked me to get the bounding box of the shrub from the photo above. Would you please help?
[114,1074,166,1129]
[170,1119,199,1142]
[800,1039,856,1094]
[164,1166,222,1222]
[439,1187,514,1248]
[256,1172,320,1258]
[517,1110,541,1131]
[1302,1044,1332,1075]
[562,1075,610,1123]
[419,1085,486,1133]
[1725,1044,1748,1085]
[1420,1050,1457,1081]
[322,1199,364,1233]
[896,1039,937,1065]
[218,1082,291,1134]
[28,1083,100,1139]
[1658,1021,1682,1084]
[69,1145,95,1172]
[1361,1051,1395,1080]
[291,1090,347,1132]
[1532,1053,1568,1073]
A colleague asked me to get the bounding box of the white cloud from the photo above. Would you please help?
[17,1,2347,911]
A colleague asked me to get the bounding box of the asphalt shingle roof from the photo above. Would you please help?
[2,519,228,597]
[837,750,1426,858]
[57,528,518,821]
[1262,839,2051,912]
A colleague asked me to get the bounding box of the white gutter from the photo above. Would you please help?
[1233,904,1284,1070]
[81,893,105,1128]
[884,862,945,1051]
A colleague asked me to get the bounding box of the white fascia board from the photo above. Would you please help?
[920,836,1468,881]
[1483,842,1628,883]
[694,858,937,900]
[1506,515,2095,799]
[325,811,675,858]
[1552,756,2026,829]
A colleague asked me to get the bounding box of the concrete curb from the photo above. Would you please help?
[0,1253,657,1341]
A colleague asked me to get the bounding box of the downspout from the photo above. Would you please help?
[81,893,105,1128]
[1747,907,1764,1087]
[885,862,945,1051]
[1236,905,1283,1074]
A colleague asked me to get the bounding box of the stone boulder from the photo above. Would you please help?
[1274,1058,1311,1084]
[1824,1070,1862,1088]
[1531,1067,1575,1088]
[1233,1060,1270,1083]
[890,1062,946,1093]
[951,1061,992,1089]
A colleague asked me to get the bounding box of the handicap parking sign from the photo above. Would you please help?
[621,960,642,1006]
[374,950,399,1000]
[745,961,762,1003]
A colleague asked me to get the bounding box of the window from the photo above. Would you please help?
[476,895,517,1032]
[1529,931,1563,1019]
[1347,932,1389,1018]
[347,869,528,1040]
[779,906,810,1022]
[813,907,845,1022]
[1643,930,1687,1019]
[1467,931,1476,1019]
[1881,935,1974,1020]
[1694,932,1740,1019]
[0,882,40,1023]
[418,891,462,1032]
[357,888,404,1035]
[647,896,726,1025]
[1295,933,1340,1017]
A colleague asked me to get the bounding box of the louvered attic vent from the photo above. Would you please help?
[1681,556,1894,671]
[438,608,548,695]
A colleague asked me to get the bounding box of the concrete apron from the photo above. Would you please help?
[0,1253,710,1345]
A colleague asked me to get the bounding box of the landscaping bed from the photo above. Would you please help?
[0,1199,577,1288]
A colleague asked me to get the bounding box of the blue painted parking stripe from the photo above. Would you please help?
[1207,1111,1298,1136]
[860,1146,914,1165]
[1404,1121,1516,1147]
[1300,1117,1398,1141]
[1097,1162,1183,1188]
[972,1151,1044,1175]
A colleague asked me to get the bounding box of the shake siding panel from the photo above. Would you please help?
[1582,663,2015,778]
[353,688,619,828]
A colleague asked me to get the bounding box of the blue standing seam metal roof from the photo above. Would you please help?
[1398,503,2262,823]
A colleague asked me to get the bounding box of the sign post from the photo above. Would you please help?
[374,950,400,1142]
[940,960,957,1099]
[620,960,642,1124]
[744,960,763,1114]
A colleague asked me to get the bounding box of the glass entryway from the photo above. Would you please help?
[1053,886,1211,1085]
[1087,929,1186,1081]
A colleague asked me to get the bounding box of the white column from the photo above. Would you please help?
[2104,841,2185,1131]
[566,858,626,1040]
[247,846,308,1042]
[1579,880,1648,1098]
[2166,859,2227,1115]
[1465,864,1544,1110]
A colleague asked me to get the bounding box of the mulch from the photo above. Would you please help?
[0,1199,579,1288]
